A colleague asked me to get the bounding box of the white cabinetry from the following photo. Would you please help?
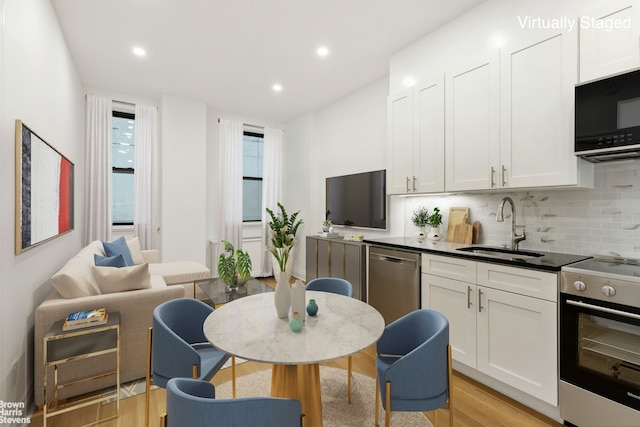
[422,254,558,405]
[500,30,582,188]
[580,0,640,82]
[445,55,499,192]
[443,30,591,192]
[388,75,445,194]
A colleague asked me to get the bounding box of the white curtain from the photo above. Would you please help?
[260,127,284,276]
[133,105,159,249]
[84,95,112,244]
[216,119,244,267]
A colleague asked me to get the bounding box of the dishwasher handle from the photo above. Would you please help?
[370,252,418,267]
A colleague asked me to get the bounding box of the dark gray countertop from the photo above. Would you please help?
[363,236,592,272]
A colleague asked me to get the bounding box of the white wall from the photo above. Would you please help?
[0,0,84,407]
[285,78,407,279]
[161,96,208,264]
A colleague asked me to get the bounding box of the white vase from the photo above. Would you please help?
[271,246,295,281]
[274,271,291,319]
[415,226,426,238]
[428,227,442,241]
[291,280,306,319]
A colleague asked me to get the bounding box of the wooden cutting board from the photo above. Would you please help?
[446,207,470,242]
[472,221,481,244]
[452,222,473,244]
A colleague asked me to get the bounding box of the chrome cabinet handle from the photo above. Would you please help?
[412,175,417,192]
[406,176,410,192]
[478,289,484,312]
[502,165,507,187]
[467,286,472,309]
[490,167,496,188]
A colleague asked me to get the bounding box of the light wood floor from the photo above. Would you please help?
[29,277,564,427]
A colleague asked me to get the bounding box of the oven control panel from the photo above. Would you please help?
[561,271,638,304]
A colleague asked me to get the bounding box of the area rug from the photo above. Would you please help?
[214,366,433,427]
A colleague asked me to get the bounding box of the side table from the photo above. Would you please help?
[43,311,121,427]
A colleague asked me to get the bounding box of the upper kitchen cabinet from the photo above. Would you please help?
[579,0,640,82]
[388,75,445,195]
[445,54,500,192]
[500,30,583,188]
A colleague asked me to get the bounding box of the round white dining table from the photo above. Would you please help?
[203,290,385,427]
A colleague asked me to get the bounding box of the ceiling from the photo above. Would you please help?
[51,0,483,123]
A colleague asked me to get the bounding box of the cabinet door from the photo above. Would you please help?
[580,0,640,82]
[422,274,477,368]
[476,286,558,405]
[305,237,318,281]
[500,30,578,188]
[317,240,330,278]
[445,54,500,191]
[329,241,345,278]
[413,76,445,193]
[388,90,414,194]
[344,244,364,300]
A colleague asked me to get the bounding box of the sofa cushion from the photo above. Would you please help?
[127,237,146,265]
[92,263,151,294]
[103,236,134,266]
[148,261,210,285]
[51,256,102,298]
[94,253,127,267]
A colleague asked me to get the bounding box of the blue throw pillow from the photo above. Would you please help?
[94,253,127,268]
[102,236,134,266]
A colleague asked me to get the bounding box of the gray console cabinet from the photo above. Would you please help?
[306,236,366,301]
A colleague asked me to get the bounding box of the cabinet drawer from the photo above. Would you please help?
[477,262,557,302]
[422,254,476,283]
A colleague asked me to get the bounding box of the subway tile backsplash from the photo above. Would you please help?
[402,160,640,259]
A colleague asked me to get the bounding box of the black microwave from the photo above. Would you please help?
[575,68,640,162]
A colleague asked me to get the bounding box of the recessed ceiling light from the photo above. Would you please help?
[132,46,146,57]
[317,46,329,57]
[273,84,283,92]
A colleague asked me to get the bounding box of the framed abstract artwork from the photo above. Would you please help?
[15,120,74,254]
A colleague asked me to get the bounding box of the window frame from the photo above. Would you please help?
[112,110,135,226]
[243,130,264,223]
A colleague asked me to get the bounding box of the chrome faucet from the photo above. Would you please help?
[496,197,526,251]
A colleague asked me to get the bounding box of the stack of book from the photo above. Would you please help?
[62,308,109,331]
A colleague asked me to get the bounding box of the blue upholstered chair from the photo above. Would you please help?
[305,277,354,402]
[161,377,303,427]
[306,277,353,298]
[145,298,235,427]
[374,309,452,427]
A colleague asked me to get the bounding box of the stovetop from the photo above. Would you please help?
[563,257,640,282]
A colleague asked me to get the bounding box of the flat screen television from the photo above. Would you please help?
[325,169,386,229]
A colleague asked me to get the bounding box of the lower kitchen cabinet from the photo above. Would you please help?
[306,236,366,301]
[422,253,558,406]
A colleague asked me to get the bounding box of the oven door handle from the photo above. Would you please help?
[566,299,640,321]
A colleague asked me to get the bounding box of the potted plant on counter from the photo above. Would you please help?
[427,207,443,241]
[218,240,252,290]
[411,206,429,238]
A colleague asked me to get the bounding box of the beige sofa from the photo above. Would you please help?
[34,240,210,406]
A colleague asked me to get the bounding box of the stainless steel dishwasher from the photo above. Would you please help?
[368,245,421,324]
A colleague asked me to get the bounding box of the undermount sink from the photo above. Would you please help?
[456,246,545,260]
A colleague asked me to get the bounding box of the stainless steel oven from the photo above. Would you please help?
[560,258,640,427]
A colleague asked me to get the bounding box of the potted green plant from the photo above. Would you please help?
[427,207,443,241]
[322,219,332,232]
[265,202,303,276]
[217,240,252,290]
[411,206,429,237]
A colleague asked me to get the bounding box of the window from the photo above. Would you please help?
[243,131,263,222]
[112,111,135,225]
